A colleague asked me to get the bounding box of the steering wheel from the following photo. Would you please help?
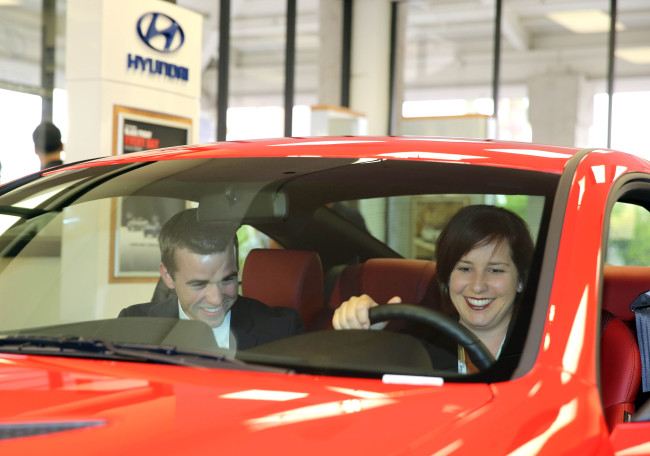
[368,304,495,371]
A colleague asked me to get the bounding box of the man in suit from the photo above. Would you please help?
[119,208,305,350]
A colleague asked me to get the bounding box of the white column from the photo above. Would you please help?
[66,0,202,162]
[317,0,343,106]
[62,0,202,321]
[350,0,394,135]
[528,73,594,148]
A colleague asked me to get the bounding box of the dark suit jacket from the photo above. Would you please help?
[118,296,306,350]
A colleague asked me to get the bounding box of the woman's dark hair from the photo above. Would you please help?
[435,205,534,315]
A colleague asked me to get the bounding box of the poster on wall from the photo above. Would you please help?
[410,196,470,260]
[110,106,192,282]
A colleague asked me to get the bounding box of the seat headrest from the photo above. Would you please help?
[360,258,438,306]
[600,309,641,431]
[242,249,324,329]
[328,258,438,309]
[602,265,650,321]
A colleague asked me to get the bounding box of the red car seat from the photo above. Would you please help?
[600,309,641,431]
[602,265,650,322]
[242,248,324,330]
[600,265,645,430]
[321,258,440,330]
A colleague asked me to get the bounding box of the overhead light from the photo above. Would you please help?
[0,0,20,5]
[616,47,650,64]
[547,10,625,34]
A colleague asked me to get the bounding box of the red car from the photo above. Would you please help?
[0,136,648,454]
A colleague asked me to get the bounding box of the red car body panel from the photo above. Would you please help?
[0,356,611,455]
[4,137,650,454]
[0,353,496,455]
[54,136,576,174]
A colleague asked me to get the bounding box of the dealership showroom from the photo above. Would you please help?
[4,1,650,452]
[0,0,649,184]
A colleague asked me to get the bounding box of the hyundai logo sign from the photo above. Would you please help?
[137,12,185,53]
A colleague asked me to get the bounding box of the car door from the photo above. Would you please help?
[602,173,650,453]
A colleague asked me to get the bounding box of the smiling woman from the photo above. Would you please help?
[332,204,534,374]
[439,205,533,372]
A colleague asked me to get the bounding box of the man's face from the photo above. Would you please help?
[160,243,239,328]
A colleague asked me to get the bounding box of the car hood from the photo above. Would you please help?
[0,354,495,454]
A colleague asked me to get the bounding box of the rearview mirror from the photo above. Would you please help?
[197,187,287,224]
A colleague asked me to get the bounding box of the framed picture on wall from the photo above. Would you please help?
[410,196,471,260]
[110,106,192,282]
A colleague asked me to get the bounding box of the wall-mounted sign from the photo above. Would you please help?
[110,106,192,282]
[67,0,201,97]
[136,12,185,53]
[127,11,189,81]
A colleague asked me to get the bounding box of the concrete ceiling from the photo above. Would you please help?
[1,0,649,106]
[179,0,650,106]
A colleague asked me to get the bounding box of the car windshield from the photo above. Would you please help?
[0,156,558,382]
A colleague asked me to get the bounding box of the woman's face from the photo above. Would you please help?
[448,239,520,334]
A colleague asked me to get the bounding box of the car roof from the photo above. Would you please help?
[57,136,580,175]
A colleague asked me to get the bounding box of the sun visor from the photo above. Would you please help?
[197,187,288,224]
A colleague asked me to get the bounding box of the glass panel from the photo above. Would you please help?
[592,90,650,159]
[606,202,650,266]
[0,0,43,88]
[227,1,287,140]
[401,1,496,140]
[608,0,650,156]
[0,155,558,380]
[237,224,272,272]
[178,1,219,143]
[345,194,544,259]
[503,0,610,147]
[0,89,42,183]
[294,0,319,136]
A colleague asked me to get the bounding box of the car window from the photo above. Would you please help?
[0,203,275,330]
[0,157,557,382]
[601,191,650,428]
[237,224,273,271]
[342,194,544,259]
[606,201,650,266]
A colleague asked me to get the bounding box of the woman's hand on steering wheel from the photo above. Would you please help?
[332,295,402,330]
[368,304,495,371]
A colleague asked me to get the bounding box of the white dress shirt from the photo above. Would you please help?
[178,300,231,349]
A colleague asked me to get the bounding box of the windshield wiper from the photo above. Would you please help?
[0,335,290,373]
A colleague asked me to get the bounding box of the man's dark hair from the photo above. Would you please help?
[32,121,62,153]
[159,208,239,278]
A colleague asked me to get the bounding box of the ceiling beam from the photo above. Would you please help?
[502,9,529,51]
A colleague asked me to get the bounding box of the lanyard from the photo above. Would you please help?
[457,337,504,374]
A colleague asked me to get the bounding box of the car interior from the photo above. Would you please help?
[241,248,325,331]
[235,243,646,430]
[598,199,650,430]
[238,196,650,431]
